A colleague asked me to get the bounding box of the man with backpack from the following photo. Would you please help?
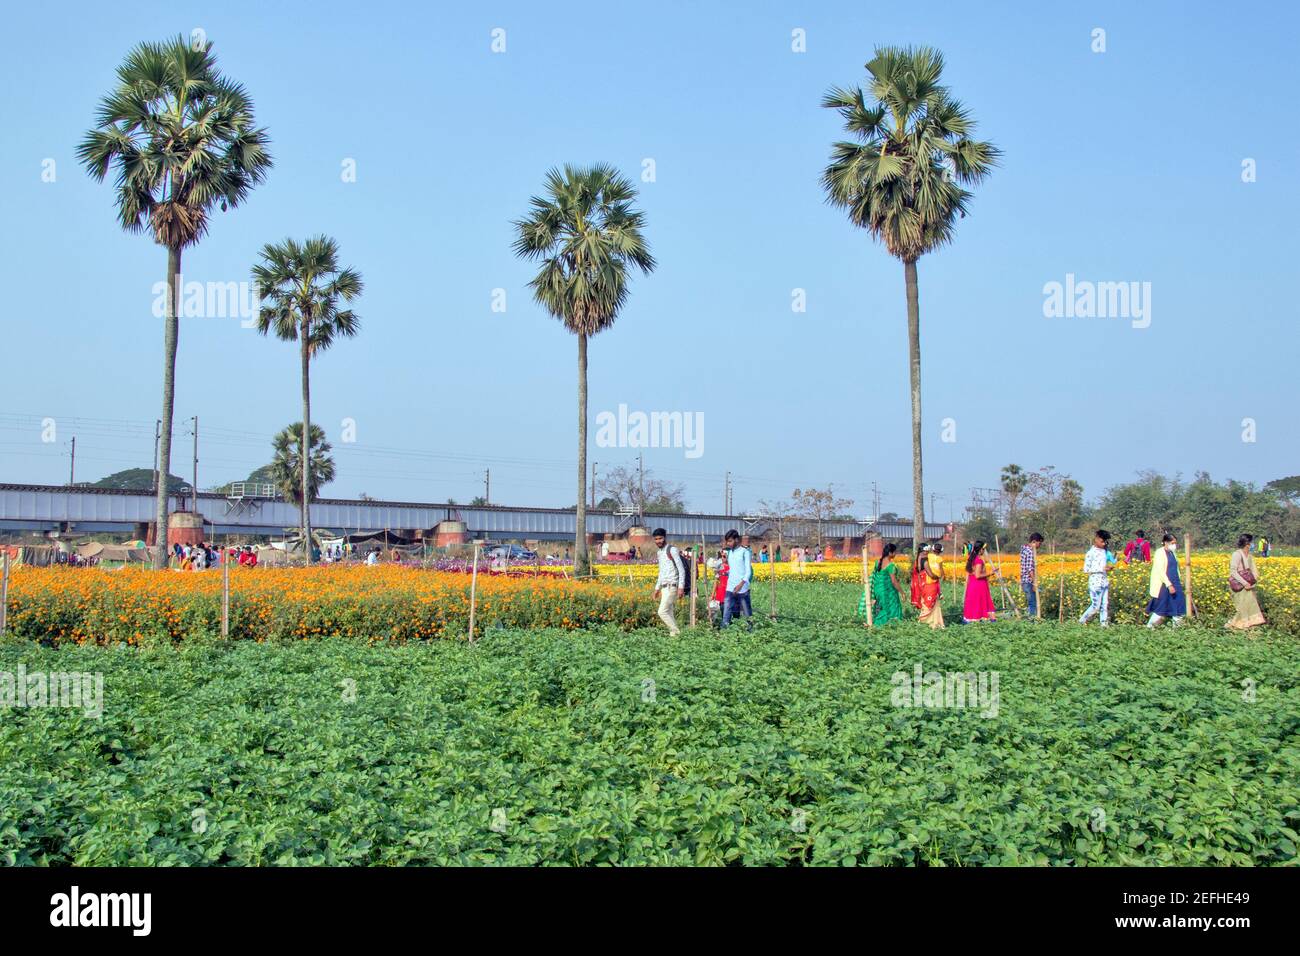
[652,528,687,636]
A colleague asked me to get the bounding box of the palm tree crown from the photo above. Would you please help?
[78,36,272,249]
[513,163,656,336]
[271,423,335,506]
[821,46,998,262]
[252,236,363,350]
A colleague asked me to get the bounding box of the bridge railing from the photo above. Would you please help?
[228,482,277,500]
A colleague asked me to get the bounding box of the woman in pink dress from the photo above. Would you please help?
[962,540,997,623]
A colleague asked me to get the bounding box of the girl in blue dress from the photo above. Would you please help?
[1146,533,1187,627]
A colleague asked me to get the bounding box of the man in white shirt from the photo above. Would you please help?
[721,529,754,631]
[652,528,684,636]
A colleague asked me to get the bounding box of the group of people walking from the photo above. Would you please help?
[652,527,754,636]
[854,529,1269,632]
[650,527,1270,634]
[172,541,259,570]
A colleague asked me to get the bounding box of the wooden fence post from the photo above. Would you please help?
[861,546,874,628]
[0,549,9,637]
[1036,544,1044,620]
[468,542,480,643]
[951,531,961,605]
[699,534,710,626]
[1058,544,1066,622]
[689,543,698,629]
[1184,534,1194,619]
[768,537,778,620]
[221,549,230,638]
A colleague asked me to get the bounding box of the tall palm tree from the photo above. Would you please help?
[513,164,655,575]
[270,422,336,507]
[79,36,272,569]
[252,236,362,563]
[822,46,998,554]
[1001,463,1028,533]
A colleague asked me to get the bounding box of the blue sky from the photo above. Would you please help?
[1,0,1295,519]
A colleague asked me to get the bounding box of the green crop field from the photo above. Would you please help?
[3,581,1297,866]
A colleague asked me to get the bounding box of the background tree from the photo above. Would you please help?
[792,486,855,549]
[253,236,362,563]
[822,46,998,553]
[513,164,655,574]
[270,422,335,510]
[1000,463,1028,537]
[961,507,1006,548]
[91,468,188,495]
[1091,471,1292,546]
[80,35,272,569]
[210,463,277,495]
[1266,476,1300,506]
[756,497,802,544]
[1020,466,1088,549]
[595,464,685,515]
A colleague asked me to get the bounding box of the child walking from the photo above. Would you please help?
[1079,530,1116,626]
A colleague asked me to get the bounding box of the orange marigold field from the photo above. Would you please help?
[1,566,656,646]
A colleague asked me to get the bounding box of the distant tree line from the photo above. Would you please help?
[966,466,1299,549]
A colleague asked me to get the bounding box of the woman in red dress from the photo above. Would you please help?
[962,540,997,623]
[909,545,928,611]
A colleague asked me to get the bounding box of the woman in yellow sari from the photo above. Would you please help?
[917,544,946,629]
[1226,533,1266,631]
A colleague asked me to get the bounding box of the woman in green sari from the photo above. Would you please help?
[858,543,907,623]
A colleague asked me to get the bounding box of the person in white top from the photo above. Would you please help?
[652,528,685,636]
[1079,530,1116,626]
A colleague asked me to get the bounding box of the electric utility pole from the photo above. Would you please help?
[638,453,645,523]
[68,436,75,486]
[484,468,490,505]
[191,416,198,515]
[724,471,731,516]
[591,461,597,509]
[153,419,161,497]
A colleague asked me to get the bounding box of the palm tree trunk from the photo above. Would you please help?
[575,332,589,575]
[905,258,924,555]
[300,324,313,564]
[153,245,181,570]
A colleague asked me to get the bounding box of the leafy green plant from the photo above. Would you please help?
[2,611,1296,866]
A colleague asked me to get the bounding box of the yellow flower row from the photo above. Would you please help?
[1,565,655,645]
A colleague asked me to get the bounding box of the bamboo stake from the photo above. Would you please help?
[951,530,961,605]
[993,534,1020,617]
[689,543,698,629]
[1184,533,1194,619]
[768,536,777,621]
[699,534,710,627]
[861,545,874,628]
[0,549,9,636]
[467,542,480,643]
[1058,544,1066,622]
[1035,544,1043,620]
[221,548,230,638]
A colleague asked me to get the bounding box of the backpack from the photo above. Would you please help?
[672,547,693,595]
